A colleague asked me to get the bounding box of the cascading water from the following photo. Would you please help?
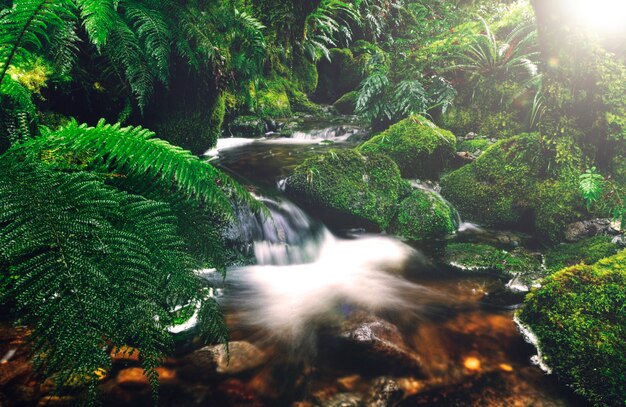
[217,195,436,341]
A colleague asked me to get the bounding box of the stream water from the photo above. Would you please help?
[162,115,587,407]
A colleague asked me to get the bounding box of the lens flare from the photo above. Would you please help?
[568,0,626,35]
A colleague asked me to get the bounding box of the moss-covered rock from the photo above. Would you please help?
[518,250,626,406]
[440,164,518,226]
[333,91,358,115]
[227,115,266,137]
[287,88,323,115]
[544,236,620,274]
[293,56,319,95]
[358,115,456,179]
[389,190,456,241]
[456,138,492,155]
[285,150,404,229]
[440,133,584,241]
[444,243,541,278]
[257,86,291,118]
[154,91,226,154]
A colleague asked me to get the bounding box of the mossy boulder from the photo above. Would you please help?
[154,91,226,154]
[389,190,456,241]
[293,56,319,95]
[518,250,626,406]
[285,150,405,230]
[359,115,456,179]
[333,91,358,115]
[440,133,584,241]
[287,88,323,115]
[456,138,492,155]
[544,236,620,274]
[257,86,291,118]
[227,115,266,137]
[444,243,541,279]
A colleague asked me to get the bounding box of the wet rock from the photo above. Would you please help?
[228,116,267,137]
[187,341,267,375]
[110,345,140,364]
[321,392,363,407]
[336,312,423,375]
[117,367,149,388]
[564,218,616,242]
[365,377,402,407]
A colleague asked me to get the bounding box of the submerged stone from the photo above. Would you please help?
[187,341,267,375]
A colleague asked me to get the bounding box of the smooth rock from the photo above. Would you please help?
[188,341,267,375]
[336,312,423,375]
[117,367,149,388]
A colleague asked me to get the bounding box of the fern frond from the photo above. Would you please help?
[30,120,258,216]
[0,0,74,87]
[74,0,118,50]
[124,1,172,85]
[0,159,185,398]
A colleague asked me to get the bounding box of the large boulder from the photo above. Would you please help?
[359,115,456,179]
[440,133,585,242]
[389,190,456,241]
[285,150,407,230]
[517,250,626,406]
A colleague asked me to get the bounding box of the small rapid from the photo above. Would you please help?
[217,195,435,341]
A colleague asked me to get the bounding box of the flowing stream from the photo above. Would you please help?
[151,116,590,406]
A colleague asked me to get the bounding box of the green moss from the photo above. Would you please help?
[288,88,323,115]
[532,176,585,242]
[518,250,626,406]
[285,149,404,229]
[544,236,620,274]
[440,164,518,225]
[293,56,319,95]
[358,115,456,179]
[441,132,583,241]
[333,91,358,115]
[444,243,541,278]
[456,138,492,154]
[257,86,291,118]
[227,115,266,137]
[389,190,456,241]
[154,92,226,154]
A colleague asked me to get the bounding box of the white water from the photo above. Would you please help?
[217,196,434,340]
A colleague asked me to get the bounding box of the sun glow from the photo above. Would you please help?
[568,0,626,35]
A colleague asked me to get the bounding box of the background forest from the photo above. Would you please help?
[0,0,625,406]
